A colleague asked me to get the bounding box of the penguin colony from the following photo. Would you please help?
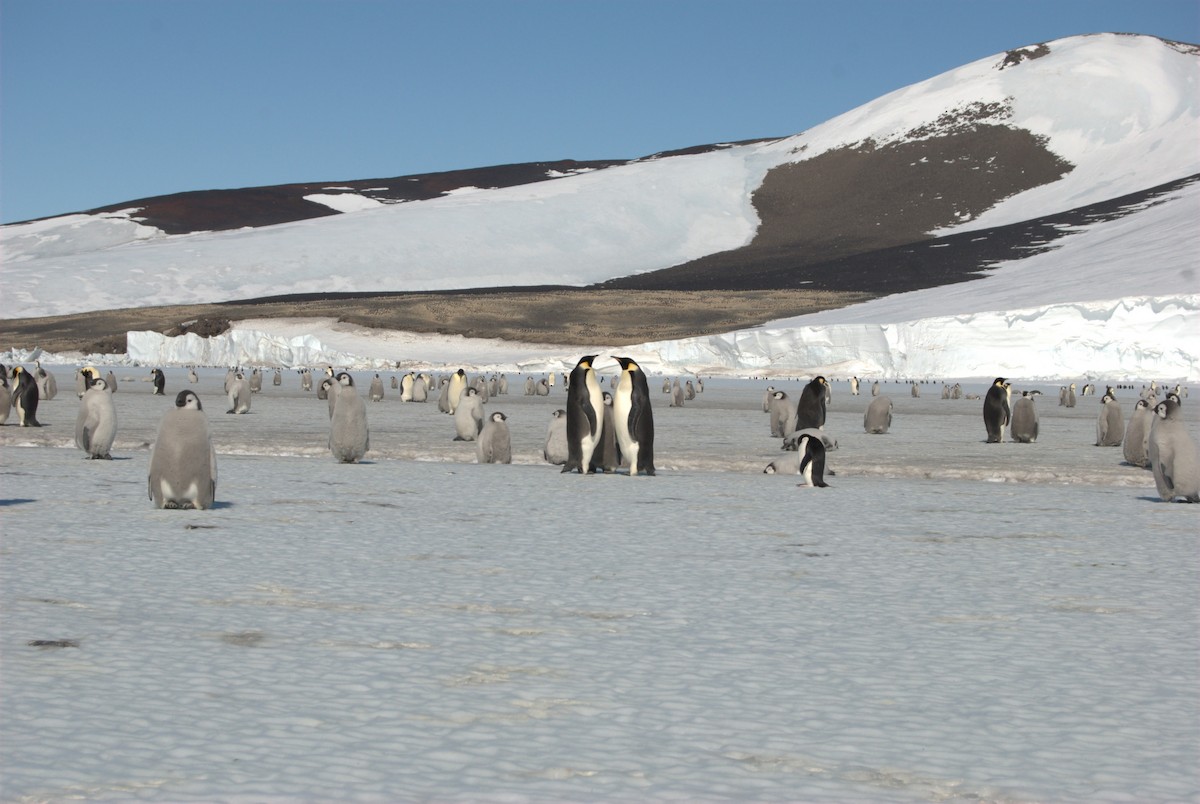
[2,362,1196,506]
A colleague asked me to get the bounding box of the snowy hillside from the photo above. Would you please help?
[2,33,1199,380]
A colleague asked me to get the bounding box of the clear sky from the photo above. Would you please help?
[1,0,1197,224]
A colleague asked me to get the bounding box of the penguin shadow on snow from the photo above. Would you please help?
[0,498,37,507]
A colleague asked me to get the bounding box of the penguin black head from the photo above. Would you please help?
[336,372,355,386]
[575,355,597,369]
[993,377,1006,385]
[614,356,639,373]
[175,390,202,410]
[491,411,507,422]
[602,392,613,405]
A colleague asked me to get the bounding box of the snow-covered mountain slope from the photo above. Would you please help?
[2,33,1196,319]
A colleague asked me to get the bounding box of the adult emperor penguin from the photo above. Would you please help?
[612,356,655,476]
[982,377,1010,443]
[150,368,166,396]
[10,366,41,427]
[863,395,893,434]
[148,391,217,509]
[793,432,830,488]
[562,355,604,474]
[1123,398,1153,468]
[453,386,485,441]
[447,369,468,414]
[400,372,415,402]
[1095,391,1125,447]
[544,409,569,465]
[75,376,117,459]
[794,376,829,431]
[226,371,252,414]
[329,371,369,463]
[1148,398,1199,502]
[1009,390,1039,443]
[476,411,512,464]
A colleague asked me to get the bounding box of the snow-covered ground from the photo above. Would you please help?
[1,368,1197,803]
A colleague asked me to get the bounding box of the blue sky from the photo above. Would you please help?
[2,0,1197,224]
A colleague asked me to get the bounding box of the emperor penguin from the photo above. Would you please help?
[594,391,619,472]
[663,378,672,394]
[273,369,282,386]
[320,378,336,414]
[767,391,792,438]
[1123,398,1153,468]
[148,391,217,509]
[544,409,569,465]
[911,382,920,398]
[300,369,313,391]
[329,371,369,463]
[105,370,118,394]
[685,380,696,401]
[400,372,415,402]
[75,375,117,459]
[670,378,685,407]
[390,375,399,390]
[249,369,263,393]
[1148,398,1199,502]
[0,372,10,425]
[850,377,860,396]
[476,411,512,464]
[562,355,604,474]
[10,366,41,427]
[75,366,91,397]
[453,386,485,441]
[535,378,550,396]
[1095,391,1125,447]
[612,356,655,476]
[35,361,57,400]
[871,381,880,397]
[794,433,830,488]
[368,374,385,402]
[761,385,776,413]
[447,369,468,414]
[151,368,166,396]
[412,375,429,402]
[1009,391,1039,443]
[189,367,199,384]
[1066,383,1077,408]
[863,395,893,434]
[794,376,829,431]
[524,376,536,396]
[983,377,1010,443]
[498,374,509,395]
[226,371,252,414]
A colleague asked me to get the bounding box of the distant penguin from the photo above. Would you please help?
[151,368,166,395]
[105,370,118,394]
[1010,391,1039,443]
[1123,398,1153,468]
[613,356,655,476]
[189,367,199,384]
[983,377,1010,443]
[524,376,536,396]
[224,368,237,394]
[663,378,672,394]
[863,395,893,434]
[148,391,217,509]
[1149,398,1199,502]
[368,374,385,402]
[75,376,117,459]
[400,373,415,402]
[562,355,604,474]
[535,378,550,396]
[911,382,920,398]
[544,409,569,465]
[1095,392,1124,447]
[768,391,792,438]
[0,372,10,425]
[10,366,41,427]
[329,372,369,463]
[850,377,860,396]
[498,374,509,395]
[453,386,485,441]
[273,369,282,386]
[670,378,685,408]
[75,366,90,397]
[476,411,512,464]
[226,372,252,414]
[249,369,263,393]
[300,369,313,391]
[447,369,467,414]
[871,381,880,397]
[685,380,696,401]
[793,433,830,488]
[762,385,776,413]
[794,376,829,431]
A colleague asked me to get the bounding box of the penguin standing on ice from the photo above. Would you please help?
[1149,398,1199,502]
[612,356,655,476]
[863,395,893,434]
[794,433,829,488]
[148,391,217,509]
[0,372,11,426]
[1009,390,1039,443]
[1123,398,1153,467]
[329,372,369,463]
[476,411,512,464]
[1095,391,1125,447]
[10,366,41,427]
[75,376,117,459]
[982,377,1010,443]
[151,368,166,396]
[794,376,829,431]
[594,391,619,472]
[368,374,385,402]
[226,371,252,414]
[544,409,569,465]
[446,369,468,414]
[453,386,484,441]
[768,391,792,438]
[562,355,604,474]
